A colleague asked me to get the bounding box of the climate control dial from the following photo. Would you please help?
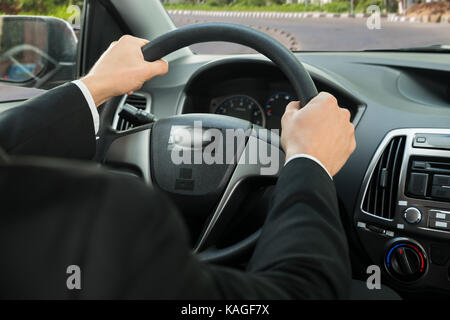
[385,239,427,282]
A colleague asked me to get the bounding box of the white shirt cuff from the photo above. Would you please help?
[285,154,333,180]
[72,80,99,134]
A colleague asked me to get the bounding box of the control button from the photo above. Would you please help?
[436,212,447,220]
[429,209,450,221]
[430,244,450,266]
[429,218,450,230]
[408,173,428,197]
[435,221,449,229]
[412,161,427,169]
[433,174,450,186]
[356,221,366,228]
[403,207,422,224]
[386,230,395,237]
[431,186,450,200]
[416,136,427,143]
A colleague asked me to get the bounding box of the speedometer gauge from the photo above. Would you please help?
[265,92,295,128]
[215,95,265,127]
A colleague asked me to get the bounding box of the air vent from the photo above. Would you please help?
[124,94,147,108]
[362,135,406,220]
[116,93,148,131]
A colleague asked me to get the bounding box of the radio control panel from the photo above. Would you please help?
[355,129,450,292]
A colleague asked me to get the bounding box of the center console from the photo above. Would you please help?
[355,129,450,294]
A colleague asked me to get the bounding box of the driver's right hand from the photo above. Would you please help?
[281,92,356,177]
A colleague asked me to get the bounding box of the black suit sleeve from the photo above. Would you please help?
[179,157,352,299]
[0,157,351,299]
[0,83,96,159]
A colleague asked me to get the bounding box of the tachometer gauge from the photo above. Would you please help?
[265,92,295,128]
[215,95,265,127]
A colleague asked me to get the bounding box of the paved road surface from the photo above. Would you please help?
[170,13,450,53]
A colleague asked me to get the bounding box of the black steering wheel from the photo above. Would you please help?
[142,23,317,104]
[105,23,318,264]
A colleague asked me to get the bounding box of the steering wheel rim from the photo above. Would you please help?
[136,23,317,263]
[142,22,318,106]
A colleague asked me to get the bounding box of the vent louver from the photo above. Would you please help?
[116,94,148,131]
[362,135,406,220]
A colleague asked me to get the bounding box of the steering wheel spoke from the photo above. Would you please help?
[194,133,284,254]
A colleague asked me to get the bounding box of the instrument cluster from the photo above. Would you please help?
[181,61,359,130]
[210,91,295,129]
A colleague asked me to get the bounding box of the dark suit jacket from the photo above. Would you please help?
[0,83,351,299]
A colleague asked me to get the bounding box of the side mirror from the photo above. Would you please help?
[0,15,78,88]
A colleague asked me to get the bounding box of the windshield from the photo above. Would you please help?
[163,0,450,54]
[1,0,449,55]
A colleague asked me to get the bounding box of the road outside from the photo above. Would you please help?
[170,12,450,53]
